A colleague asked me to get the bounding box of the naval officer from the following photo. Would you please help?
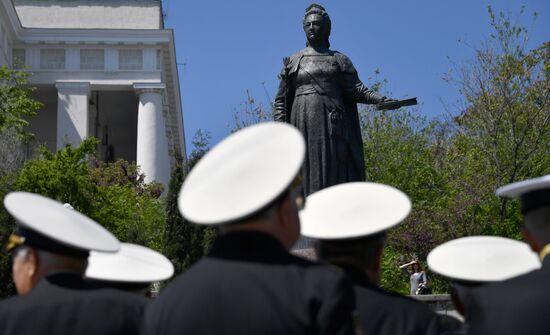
[143,122,358,335]
[86,242,174,296]
[427,235,540,334]
[467,175,550,335]
[0,192,147,335]
[300,182,440,335]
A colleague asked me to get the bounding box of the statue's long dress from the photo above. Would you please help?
[276,48,383,198]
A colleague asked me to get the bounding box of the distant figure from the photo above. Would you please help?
[274,4,396,197]
[301,182,440,335]
[400,259,429,295]
[0,193,147,335]
[428,236,540,335]
[144,123,357,335]
[85,242,174,297]
[467,175,550,335]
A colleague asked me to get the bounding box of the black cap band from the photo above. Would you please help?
[15,227,89,258]
[520,189,550,215]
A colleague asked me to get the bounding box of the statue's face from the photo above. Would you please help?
[303,14,325,45]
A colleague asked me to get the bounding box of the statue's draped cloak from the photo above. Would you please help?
[275,47,383,196]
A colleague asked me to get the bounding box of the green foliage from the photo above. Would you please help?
[15,138,99,213]
[450,6,549,235]
[187,129,211,168]
[367,7,549,294]
[380,247,409,294]
[89,160,165,250]
[0,66,42,139]
[0,127,27,179]
[15,138,165,249]
[1,139,165,297]
[164,133,217,275]
[0,173,18,297]
[362,108,456,294]
[0,66,42,297]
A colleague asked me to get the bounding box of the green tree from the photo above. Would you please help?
[0,66,42,138]
[366,7,549,294]
[15,138,166,249]
[362,107,453,294]
[89,159,165,250]
[15,139,99,213]
[164,130,217,275]
[0,173,18,297]
[0,67,42,297]
[380,247,410,295]
[187,129,211,168]
[448,7,549,236]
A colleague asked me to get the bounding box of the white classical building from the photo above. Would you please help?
[0,0,185,188]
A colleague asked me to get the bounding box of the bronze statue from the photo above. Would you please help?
[274,4,398,196]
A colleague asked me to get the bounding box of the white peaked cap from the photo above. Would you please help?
[497,175,550,214]
[86,243,175,283]
[4,192,119,252]
[496,175,550,198]
[300,182,412,240]
[427,236,541,283]
[178,122,305,225]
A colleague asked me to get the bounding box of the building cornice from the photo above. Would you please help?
[17,28,173,45]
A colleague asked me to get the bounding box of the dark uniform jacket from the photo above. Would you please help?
[0,273,147,335]
[340,264,440,335]
[467,255,550,335]
[143,231,357,335]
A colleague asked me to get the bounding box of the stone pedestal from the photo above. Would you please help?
[55,82,91,149]
[134,83,170,188]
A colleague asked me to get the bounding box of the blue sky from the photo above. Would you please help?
[162,0,549,154]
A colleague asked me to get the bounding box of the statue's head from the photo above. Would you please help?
[303,4,331,48]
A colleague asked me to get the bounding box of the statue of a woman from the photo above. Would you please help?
[275,4,394,196]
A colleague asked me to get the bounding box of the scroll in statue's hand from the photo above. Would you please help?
[381,97,398,103]
[376,97,418,111]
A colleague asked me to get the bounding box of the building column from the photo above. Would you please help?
[133,83,170,188]
[55,82,91,149]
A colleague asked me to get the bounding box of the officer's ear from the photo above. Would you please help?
[274,193,301,250]
[12,246,39,294]
[24,247,39,279]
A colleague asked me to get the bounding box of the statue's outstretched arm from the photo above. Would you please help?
[337,53,389,105]
[342,71,386,105]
